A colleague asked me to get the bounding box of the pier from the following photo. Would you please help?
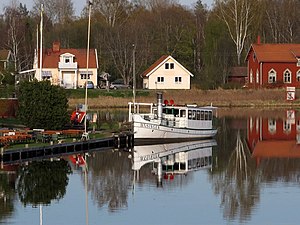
[0,132,134,165]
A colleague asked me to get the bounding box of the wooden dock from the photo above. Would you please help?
[0,132,134,165]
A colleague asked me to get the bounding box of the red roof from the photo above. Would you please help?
[141,55,169,77]
[252,140,300,158]
[247,44,300,63]
[37,48,98,69]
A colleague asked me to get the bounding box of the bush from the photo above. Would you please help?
[17,80,69,130]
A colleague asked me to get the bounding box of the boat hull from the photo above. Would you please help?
[133,121,217,139]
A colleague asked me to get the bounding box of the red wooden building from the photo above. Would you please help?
[245,40,300,88]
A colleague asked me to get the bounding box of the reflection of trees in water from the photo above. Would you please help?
[17,160,72,206]
[93,110,127,130]
[0,173,16,222]
[88,150,132,212]
[258,158,300,183]
[211,120,259,223]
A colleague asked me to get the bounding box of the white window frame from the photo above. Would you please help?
[157,76,164,83]
[283,120,291,133]
[250,69,253,83]
[268,69,276,83]
[283,69,291,83]
[256,69,259,83]
[175,76,182,84]
[297,70,300,82]
[268,119,276,134]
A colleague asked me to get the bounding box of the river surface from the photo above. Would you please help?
[1,108,300,225]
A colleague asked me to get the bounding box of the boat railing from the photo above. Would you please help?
[128,102,155,121]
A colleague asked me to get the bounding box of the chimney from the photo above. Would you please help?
[257,35,261,45]
[52,41,60,52]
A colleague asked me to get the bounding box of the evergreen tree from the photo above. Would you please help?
[17,80,69,130]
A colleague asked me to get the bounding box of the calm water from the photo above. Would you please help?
[2,108,300,225]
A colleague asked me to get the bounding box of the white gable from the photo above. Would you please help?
[145,55,193,77]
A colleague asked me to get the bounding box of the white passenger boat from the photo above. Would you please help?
[128,93,217,140]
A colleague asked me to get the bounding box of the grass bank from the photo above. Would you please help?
[67,88,300,109]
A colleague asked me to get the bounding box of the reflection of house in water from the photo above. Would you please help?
[132,139,217,185]
[247,110,300,165]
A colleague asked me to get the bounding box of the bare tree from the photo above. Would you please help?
[92,0,131,27]
[194,0,208,74]
[216,0,255,65]
[3,1,30,72]
[265,0,299,43]
[32,0,74,24]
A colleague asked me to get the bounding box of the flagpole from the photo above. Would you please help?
[39,4,43,81]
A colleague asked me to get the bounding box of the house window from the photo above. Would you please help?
[165,63,174,69]
[175,77,182,83]
[256,69,259,83]
[157,77,164,83]
[268,69,276,83]
[297,70,300,82]
[250,70,253,83]
[253,53,256,62]
[64,56,72,63]
[284,69,291,83]
[80,73,92,79]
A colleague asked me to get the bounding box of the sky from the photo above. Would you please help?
[1,0,214,16]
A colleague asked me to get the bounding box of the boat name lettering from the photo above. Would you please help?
[142,123,159,129]
[141,154,159,161]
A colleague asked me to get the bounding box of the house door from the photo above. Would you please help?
[63,72,74,89]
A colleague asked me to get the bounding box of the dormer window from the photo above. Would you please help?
[297,59,300,67]
[60,53,75,64]
[64,56,72,63]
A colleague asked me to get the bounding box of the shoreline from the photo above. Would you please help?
[68,88,300,109]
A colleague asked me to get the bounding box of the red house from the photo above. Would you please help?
[246,41,300,88]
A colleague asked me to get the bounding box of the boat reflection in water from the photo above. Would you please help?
[131,139,217,187]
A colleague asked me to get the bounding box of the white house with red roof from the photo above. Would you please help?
[246,39,300,88]
[33,41,98,89]
[141,55,193,89]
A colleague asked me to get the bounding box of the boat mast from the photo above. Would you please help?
[83,0,92,140]
[132,44,136,113]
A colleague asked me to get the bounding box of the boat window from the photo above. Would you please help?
[205,111,209,120]
[173,109,179,116]
[192,110,196,120]
[201,111,205,120]
[208,111,212,120]
[188,110,192,119]
[180,110,186,118]
[196,111,200,120]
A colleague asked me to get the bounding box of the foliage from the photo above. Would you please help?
[17,80,69,130]
[1,0,300,90]
[1,70,15,85]
[0,85,15,98]
[17,160,72,206]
